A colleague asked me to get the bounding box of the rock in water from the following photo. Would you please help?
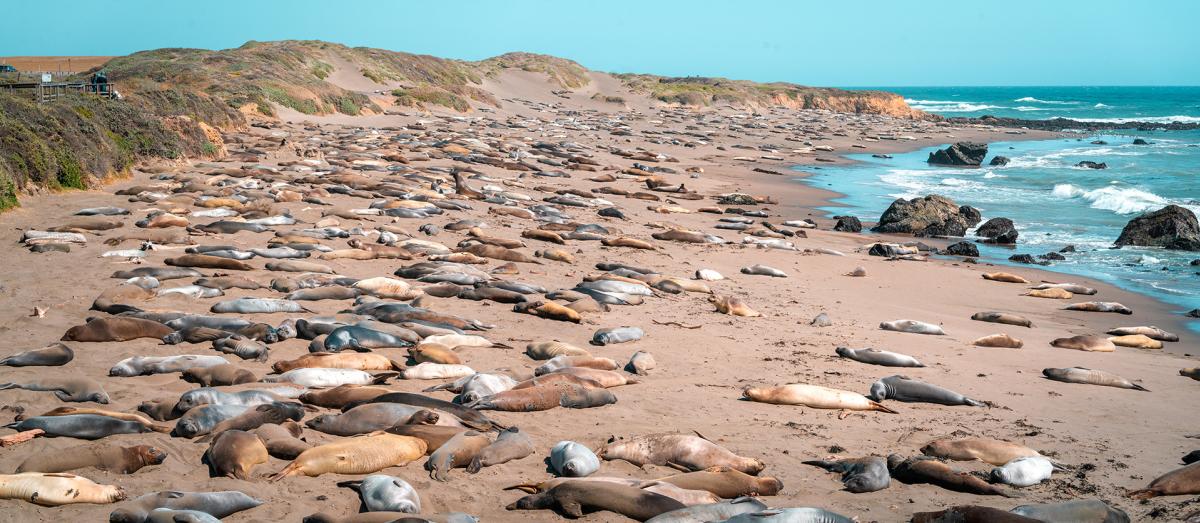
[927,142,988,166]
[976,217,1018,244]
[989,156,1010,166]
[833,216,862,233]
[1132,138,1149,145]
[871,195,982,237]
[1076,161,1107,169]
[1114,205,1200,251]
[945,241,979,257]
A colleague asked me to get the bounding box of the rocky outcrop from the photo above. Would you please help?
[833,216,862,233]
[976,217,1018,244]
[871,195,982,237]
[1132,138,1150,145]
[945,115,1200,132]
[928,142,988,166]
[945,241,979,257]
[1114,205,1200,251]
[989,156,1010,166]
[1076,161,1107,169]
[1009,254,1048,265]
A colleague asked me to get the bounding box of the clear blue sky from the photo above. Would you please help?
[3,0,1197,86]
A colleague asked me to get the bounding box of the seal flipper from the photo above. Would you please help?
[963,397,987,407]
[868,400,898,414]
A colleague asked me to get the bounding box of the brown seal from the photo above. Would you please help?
[467,427,535,473]
[513,373,606,390]
[1128,461,1200,499]
[602,237,656,250]
[385,425,468,455]
[460,244,540,263]
[1024,287,1073,299]
[522,229,565,244]
[920,437,1042,466]
[1051,335,1116,352]
[61,317,174,342]
[543,368,639,388]
[182,363,258,386]
[206,429,269,480]
[200,402,306,442]
[970,311,1033,328]
[1108,334,1163,349]
[743,384,896,413]
[467,383,616,412]
[973,333,1024,348]
[912,506,1040,523]
[17,444,166,474]
[269,432,427,480]
[299,384,392,409]
[274,353,403,373]
[514,301,581,323]
[982,272,1029,284]
[888,454,1017,497]
[425,430,491,481]
[600,433,765,475]
[252,421,311,459]
[710,295,762,317]
[507,481,684,520]
[408,344,462,365]
[656,465,784,497]
[165,254,253,271]
[194,276,263,290]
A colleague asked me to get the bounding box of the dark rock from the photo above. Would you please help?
[868,243,905,257]
[872,154,893,159]
[1114,205,1200,251]
[1191,259,1200,266]
[1060,245,1077,253]
[1091,140,1108,145]
[598,207,627,220]
[988,156,1010,166]
[945,241,979,257]
[871,195,982,237]
[833,215,862,233]
[1039,252,1066,261]
[1132,138,1149,145]
[945,115,1200,132]
[1188,309,1200,318]
[976,217,1019,244]
[928,142,988,166]
[1009,254,1048,265]
[1076,161,1107,169]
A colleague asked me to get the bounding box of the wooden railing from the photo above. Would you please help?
[0,81,118,103]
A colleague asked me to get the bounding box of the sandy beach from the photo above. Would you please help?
[0,66,1197,523]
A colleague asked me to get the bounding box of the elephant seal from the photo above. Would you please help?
[252,422,311,459]
[1025,287,1073,299]
[1064,301,1133,314]
[17,444,166,474]
[467,427,535,473]
[1108,334,1163,349]
[1128,461,1200,499]
[544,367,638,388]
[182,364,257,387]
[657,466,783,498]
[973,333,1023,348]
[146,509,221,523]
[111,267,201,280]
[467,383,616,412]
[645,497,768,523]
[1030,282,1098,295]
[526,341,591,359]
[6,415,152,439]
[110,355,229,377]
[386,425,468,455]
[402,362,475,380]
[307,404,445,436]
[552,440,600,477]
[743,384,897,413]
[264,368,393,388]
[202,402,306,440]
[409,344,462,365]
[1043,367,1147,391]
[0,343,74,367]
[269,432,427,480]
[887,454,1017,497]
[982,272,1029,284]
[710,295,761,317]
[1010,500,1131,523]
[35,407,168,433]
[109,490,264,523]
[211,297,309,314]
[507,481,685,521]
[62,317,174,342]
[627,351,656,376]
[1183,368,1200,381]
[0,472,125,506]
[880,319,945,335]
[351,392,502,431]
[835,347,923,367]
[165,254,253,271]
[172,404,251,438]
[325,325,417,351]
[802,456,890,493]
[912,506,1038,523]
[600,433,764,475]
[211,336,269,361]
[426,430,490,481]
[205,430,268,479]
[1107,326,1178,342]
[740,264,787,277]
[275,352,402,373]
[338,474,421,513]
[990,456,1055,487]
[0,377,109,403]
[1051,335,1116,352]
[868,375,985,407]
[723,508,854,523]
[592,326,644,345]
[920,437,1041,466]
[971,311,1033,328]
[299,384,391,409]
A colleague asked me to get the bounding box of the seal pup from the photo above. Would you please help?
[1024,287,1073,299]
[592,326,644,345]
[526,341,591,359]
[1043,367,1147,391]
[205,430,269,480]
[466,382,616,412]
[971,311,1033,328]
[62,317,174,342]
[973,333,1023,348]
[656,466,783,498]
[921,437,1042,466]
[868,375,986,407]
[307,404,445,436]
[467,427,535,473]
[0,377,108,403]
[108,490,263,523]
[0,472,126,506]
[740,264,787,277]
[835,347,923,367]
[982,272,1029,284]
[887,454,1017,497]
[802,456,890,493]
[722,508,855,523]
[1063,301,1133,314]
[600,433,765,475]
[912,506,1038,523]
[337,474,421,513]
[425,430,490,481]
[709,295,761,317]
[1010,500,1131,523]
[644,497,768,523]
[880,319,945,335]
[1182,368,1200,381]
[0,343,74,367]
[1128,461,1200,499]
[17,444,166,474]
[269,432,428,480]
[182,364,257,387]
[1107,325,1178,342]
[33,406,169,432]
[506,481,685,521]
[1051,335,1116,352]
[551,440,600,477]
[743,384,897,413]
[990,456,1055,487]
[252,422,310,459]
[1029,282,1098,295]
[1108,334,1162,349]
[627,351,656,376]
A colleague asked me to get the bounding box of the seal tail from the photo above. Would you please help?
[1127,488,1158,500]
[1131,383,1149,392]
[267,462,300,482]
[502,482,539,493]
[963,398,987,407]
[801,460,837,471]
[369,371,399,384]
[491,342,513,349]
[0,383,17,391]
[868,400,898,414]
[466,456,484,474]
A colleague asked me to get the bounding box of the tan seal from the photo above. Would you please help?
[743,384,896,413]
[920,437,1042,466]
[0,472,125,505]
[17,444,166,474]
[600,433,765,475]
[61,317,174,342]
[269,432,427,480]
[1128,461,1200,499]
[206,430,269,480]
[710,295,761,317]
[982,272,1029,283]
[1108,334,1162,349]
[973,333,1024,348]
[1051,335,1116,352]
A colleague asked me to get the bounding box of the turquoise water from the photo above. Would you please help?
[885,86,1200,123]
[798,87,1200,325]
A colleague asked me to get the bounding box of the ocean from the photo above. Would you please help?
[797,86,1200,325]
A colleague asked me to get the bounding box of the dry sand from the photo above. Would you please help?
[0,69,1196,523]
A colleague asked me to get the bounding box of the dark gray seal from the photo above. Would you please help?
[835,347,924,367]
[6,414,152,439]
[0,377,109,403]
[0,342,74,367]
[802,456,890,493]
[109,490,264,523]
[868,375,985,406]
[1010,499,1131,523]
